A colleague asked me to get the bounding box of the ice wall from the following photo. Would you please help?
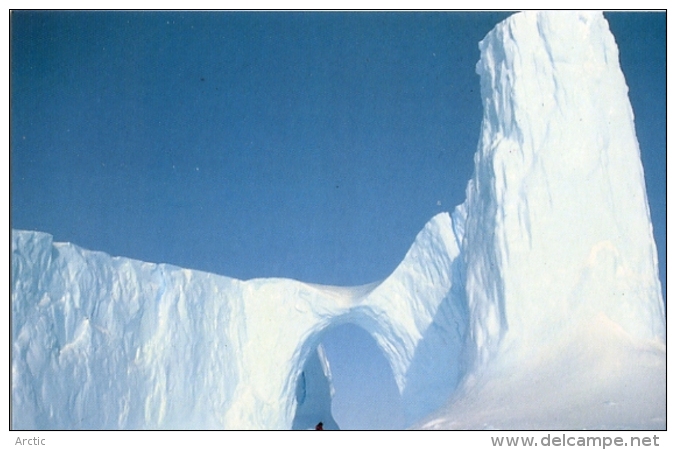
[11,230,246,429]
[460,11,665,366]
[11,212,464,429]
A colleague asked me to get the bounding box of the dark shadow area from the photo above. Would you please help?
[401,253,468,425]
[291,345,340,430]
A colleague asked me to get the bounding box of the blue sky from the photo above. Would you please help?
[10,11,665,430]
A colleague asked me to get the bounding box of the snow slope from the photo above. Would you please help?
[11,11,665,430]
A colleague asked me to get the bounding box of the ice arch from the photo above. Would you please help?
[11,212,468,429]
[221,211,467,429]
[290,323,405,430]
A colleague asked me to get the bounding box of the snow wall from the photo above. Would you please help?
[11,11,665,430]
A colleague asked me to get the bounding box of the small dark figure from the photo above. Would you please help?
[315,422,323,430]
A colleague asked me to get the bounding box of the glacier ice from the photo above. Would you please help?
[11,11,665,430]
[11,213,463,429]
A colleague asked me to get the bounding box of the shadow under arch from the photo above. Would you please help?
[290,312,405,430]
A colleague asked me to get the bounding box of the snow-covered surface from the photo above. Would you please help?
[10,11,665,430]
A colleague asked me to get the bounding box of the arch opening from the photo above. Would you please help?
[292,322,405,430]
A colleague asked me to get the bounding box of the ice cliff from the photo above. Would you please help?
[11,11,665,430]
